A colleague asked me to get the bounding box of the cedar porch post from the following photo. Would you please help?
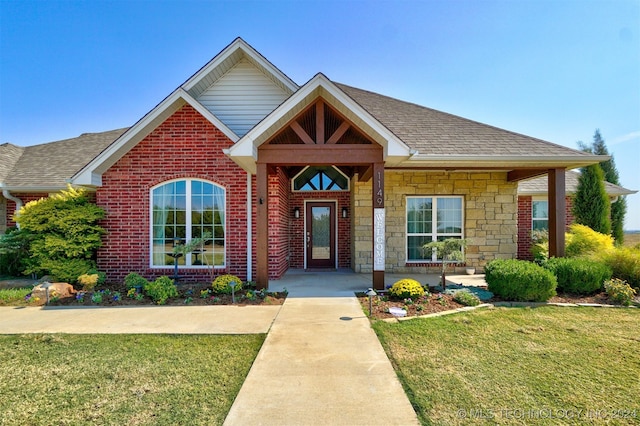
[548,168,566,258]
[372,162,385,290]
[256,162,269,289]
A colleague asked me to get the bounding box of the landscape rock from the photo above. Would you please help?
[30,282,77,304]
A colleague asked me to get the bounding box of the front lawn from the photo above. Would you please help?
[374,306,640,425]
[0,334,264,425]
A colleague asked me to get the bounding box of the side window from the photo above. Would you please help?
[532,200,549,231]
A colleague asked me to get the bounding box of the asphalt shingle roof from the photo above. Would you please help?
[336,83,593,158]
[518,170,636,196]
[1,128,128,188]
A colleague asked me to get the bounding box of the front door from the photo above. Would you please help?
[306,202,336,269]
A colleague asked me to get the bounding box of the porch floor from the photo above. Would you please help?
[267,268,487,296]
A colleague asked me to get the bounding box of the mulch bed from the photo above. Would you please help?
[47,282,287,307]
[358,289,631,321]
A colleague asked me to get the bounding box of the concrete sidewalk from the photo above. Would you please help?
[224,272,420,425]
[0,305,280,334]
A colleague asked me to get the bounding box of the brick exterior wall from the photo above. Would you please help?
[289,190,351,269]
[5,193,54,228]
[517,195,575,261]
[268,167,290,278]
[0,196,6,233]
[96,104,249,283]
[354,171,519,274]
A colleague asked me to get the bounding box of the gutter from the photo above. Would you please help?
[1,185,23,229]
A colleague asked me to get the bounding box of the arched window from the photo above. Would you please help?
[151,179,225,268]
[293,166,349,191]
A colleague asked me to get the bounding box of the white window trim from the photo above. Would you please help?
[531,196,549,231]
[149,178,226,269]
[405,195,464,263]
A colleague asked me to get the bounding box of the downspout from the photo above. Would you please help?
[246,172,252,282]
[1,187,23,229]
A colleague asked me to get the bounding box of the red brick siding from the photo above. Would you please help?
[96,104,248,283]
[517,195,575,260]
[5,193,51,228]
[267,167,290,278]
[289,191,351,269]
[517,196,533,260]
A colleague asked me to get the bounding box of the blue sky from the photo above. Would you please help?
[1,0,639,229]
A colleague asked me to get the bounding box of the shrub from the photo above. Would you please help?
[565,224,614,258]
[212,274,243,294]
[42,258,96,284]
[124,272,149,290]
[144,276,178,305]
[604,278,637,306]
[0,228,34,276]
[452,291,481,306]
[602,248,640,289]
[485,259,557,302]
[388,279,425,300]
[77,273,99,292]
[543,257,612,295]
[16,185,105,279]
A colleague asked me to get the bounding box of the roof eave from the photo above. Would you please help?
[404,154,608,169]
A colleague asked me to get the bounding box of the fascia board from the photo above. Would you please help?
[405,154,608,169]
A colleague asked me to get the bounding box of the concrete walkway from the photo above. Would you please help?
[224,270,419,425]
[0,305,280,334]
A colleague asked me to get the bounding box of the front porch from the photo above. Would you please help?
[266,268,488,296]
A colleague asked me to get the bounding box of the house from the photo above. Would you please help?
[1,38,607,290]
[516,171,637,259]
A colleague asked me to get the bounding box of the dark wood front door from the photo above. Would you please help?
[306,202,336,269]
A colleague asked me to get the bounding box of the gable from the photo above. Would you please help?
[195,58,291,137]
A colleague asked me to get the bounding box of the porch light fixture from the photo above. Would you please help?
[342,207,348,218]
[293,207,300,219]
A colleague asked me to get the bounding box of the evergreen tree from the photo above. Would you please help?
[572,164,611,235]
[577,129,627,244]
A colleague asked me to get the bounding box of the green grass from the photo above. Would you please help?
[0,287,34,306]
[373,307,640,425]
[0,334,264,425]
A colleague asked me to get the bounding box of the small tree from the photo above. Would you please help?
[572,164,611,236]
[578,129,627,244]
[423,238,466,291]
[16,185,106,282]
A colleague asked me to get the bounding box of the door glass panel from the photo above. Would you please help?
[311,206,330,260]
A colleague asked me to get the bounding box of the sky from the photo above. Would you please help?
[1,0,639,229]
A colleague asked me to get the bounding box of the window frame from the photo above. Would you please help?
[291,166,350,192]
[149,178,226,269]
[406,195,464,263]
[532,197,549,232]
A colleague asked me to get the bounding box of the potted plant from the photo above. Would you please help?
[423,238,467,291]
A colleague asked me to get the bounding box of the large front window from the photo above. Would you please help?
[406,196,463,262]
[151,179,225,267]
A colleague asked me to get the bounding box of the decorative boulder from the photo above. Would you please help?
[30,282,76,304]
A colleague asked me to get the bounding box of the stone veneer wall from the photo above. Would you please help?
[353,171,518,274]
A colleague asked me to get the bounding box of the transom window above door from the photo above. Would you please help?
[292,166,349,191]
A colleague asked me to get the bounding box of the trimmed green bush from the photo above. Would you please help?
[212,274,243,294]
[124,272,149,290]
[543,257,612,295]
[389,279,425,300]
[604,278,637,306]
[42,258,96,284]
[602,248,640,289]
[144,276,178,305]
[452,291,481,306]
[485,259,557,302]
